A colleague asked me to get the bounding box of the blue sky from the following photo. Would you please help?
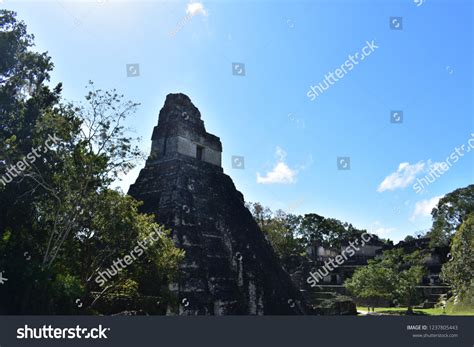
[4,0,473,242]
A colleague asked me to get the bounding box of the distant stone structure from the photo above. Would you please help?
[129,94,311,315]
[294,235,450,309]
[305,236,387,285]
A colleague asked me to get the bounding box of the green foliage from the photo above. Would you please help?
[246,202,305,268]
[0,9,53,95]
[299,213,364,248]
[0,10,184,314]
[114,279,140,298]
[441,213,474,302]
[345,264,395,304]
[247,202,382,263]
[345,249,425,311]
[429,184,474,246]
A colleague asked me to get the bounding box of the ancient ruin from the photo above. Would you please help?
[129,94,311,315]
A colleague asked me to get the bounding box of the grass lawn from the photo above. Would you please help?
[357,305,474,316]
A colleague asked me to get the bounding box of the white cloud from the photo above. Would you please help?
[377,162,425,193]
[377,162,426,192]
[257,162,297,184]
[186,2,207,16]
[257,147,298,184]
[411,195,443,221]
[378,160,448,193]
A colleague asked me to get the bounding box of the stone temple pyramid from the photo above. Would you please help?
[129,94,311,315]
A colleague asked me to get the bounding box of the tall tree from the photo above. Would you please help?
[0,10,184,314]
[441,213,474,304]
[429,184,474,246]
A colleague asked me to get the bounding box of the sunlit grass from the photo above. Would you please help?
[357,305,474,316]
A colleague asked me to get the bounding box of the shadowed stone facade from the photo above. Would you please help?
[129,94,311,315]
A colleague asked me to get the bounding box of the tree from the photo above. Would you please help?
[345,264,395,311]
[395,264,425,314]
[247,203,379,264]
[429,184,474,246]
[299,213,326,245]
[441,213,474,303]
[0,10,184,314]
[246,202,273,230]
[247,203,305,269]
[265,210,305,263]
[345,249,425,313]
[299,213,366,249]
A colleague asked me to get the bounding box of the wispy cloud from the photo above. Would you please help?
[257,147,298,184]
[170,2,207,37]
[377,162,425,192]
[377,160,443,192]
[186,2,207,16]
[410,195,443,220]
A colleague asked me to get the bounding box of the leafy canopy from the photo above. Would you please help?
[0,10,184,315]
